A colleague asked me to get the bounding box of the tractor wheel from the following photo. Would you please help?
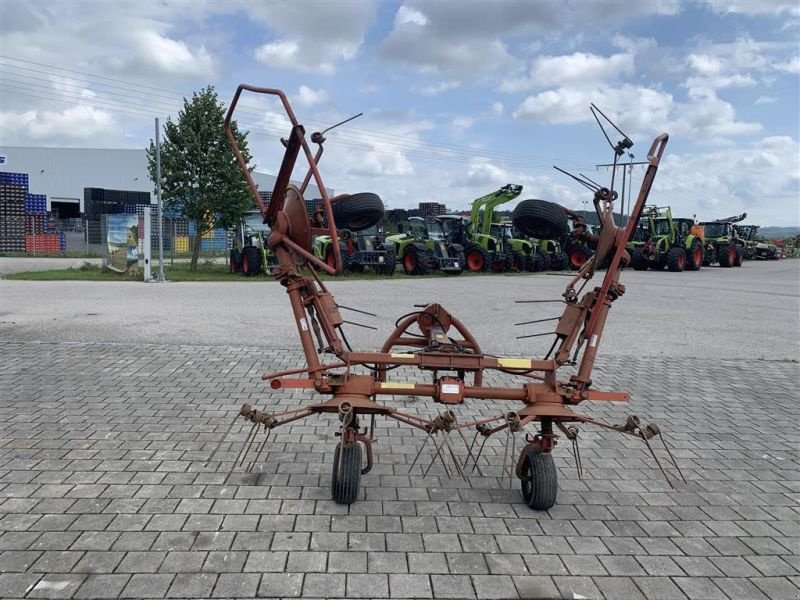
[331,443,362,505]
[567,245,591,270]
[666,247,686,272]
[332,193,384,232]
[465,246,491,272]
[734,246,744,267]
[685,239,703,271]
[402,247,428,275]
[526,253,542,272]
[241,246,262,276]
[519,448,557,511]
[549,252,568,271]
[381,251,397,275]
[631,248,648,271]
[512,200,569,240]
[451,252,465,275]
[718,244,734,268]
[539,253,552,271]
[229,248,241,273]
[325,247,337,270]
[509,251,526,272]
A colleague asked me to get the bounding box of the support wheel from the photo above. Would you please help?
[519,448,557,510]
[666,246,686,272]
[331,443,362,505]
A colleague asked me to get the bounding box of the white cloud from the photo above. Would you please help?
[417,81,461,96]
[294,85,328,109]
[127,30,214,78]
[394,5,428,26]
[653,136,800,224]
[700,0,800,16]
[531,52,635,87]
[755,95,778,104]
[0,106,118,143]
[490,102,504,117]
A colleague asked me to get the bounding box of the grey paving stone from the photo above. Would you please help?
[430,574,476,599]
[73,551,125,574]
[713,577,770,600]
[302,573,346,598]
[388,573,432,598]
[120,573,174,598]
[0,573,42,598]
[116,551,166,573]
[751,576,800,600]
[159,551,208,573]
[594,576,647,600]
[346,573,389,598]
[552,575,602,600]
[27,574,86,599]
[74,574,130,599]
[512,575,560,600]
[472,574,519,599]
[327,551,367,573]
[211,572,260,597]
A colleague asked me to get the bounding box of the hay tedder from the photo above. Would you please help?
[213,85,682,509]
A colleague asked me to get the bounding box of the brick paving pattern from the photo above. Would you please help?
[0,341,798,599]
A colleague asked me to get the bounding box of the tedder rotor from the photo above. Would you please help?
[211,84,683,509]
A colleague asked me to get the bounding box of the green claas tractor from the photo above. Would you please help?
[493,222,548,272]
[735,224,777,260]
[700,213,746,268]
[629,206,704,272]
[437,215,492,272]
[312,193,394,275]
[230,210,277,276]
[387,217,464,275]
[468,184,524,271]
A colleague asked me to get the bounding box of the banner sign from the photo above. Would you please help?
[106,214,139,273]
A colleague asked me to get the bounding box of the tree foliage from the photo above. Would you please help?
[147,86,253,270]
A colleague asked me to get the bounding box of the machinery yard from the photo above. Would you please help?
[1,261,798,600]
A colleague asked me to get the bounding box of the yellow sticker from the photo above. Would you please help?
[379,382,414,389]
[498,358,532,369]
[390,353,415,359]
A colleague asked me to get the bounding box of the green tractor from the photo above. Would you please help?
[493,222,548,272]
[387,216,464,275]
[230,210,277,276]
[437,215,492,272]
[312,193,394,275]
[700,213,746,268]
[735,224,777,260]
[629,206,704,272]
[467,184,524,271]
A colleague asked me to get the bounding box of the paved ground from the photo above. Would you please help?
[1,261,799,599]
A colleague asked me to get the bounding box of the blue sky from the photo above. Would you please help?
[1,0,798,224]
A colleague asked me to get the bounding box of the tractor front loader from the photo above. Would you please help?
[629,206,703,272]
[700,213,746,268]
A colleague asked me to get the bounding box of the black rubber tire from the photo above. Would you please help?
[381,251,396,275]
[230,248,241,273]
[332,193,384,232]
[464,245,491,272]
[512,200,569,240]
[520,448,557,511]
[718,244,734,268]
[685,239,703,271]
[525,252,540,272]
[567,245,591,270]
[331,443,362,505]
[666,246,686,272]
[631,248,648,271]
[241,246,262,276]
[402,247,428,275]
[509,251,526,272]
[734,246,744,267]
[449,251,465,275]
[539,252,551,271]
[549,252,568,271]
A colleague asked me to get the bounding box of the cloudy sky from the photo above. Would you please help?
[1,0,798,225]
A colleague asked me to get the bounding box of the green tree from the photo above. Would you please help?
[147,86,254,270]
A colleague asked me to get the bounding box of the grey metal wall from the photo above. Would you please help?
[0,146,329,212]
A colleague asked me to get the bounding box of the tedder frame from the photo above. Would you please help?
[214,83,682,509]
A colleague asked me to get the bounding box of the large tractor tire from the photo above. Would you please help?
[718,244,735,268]
[402,247,428,275]
[241,246,262,276]
[464,245,491,272]
[567,245,592,270]
[631,248,649,271]
[380,251,397,275]
[733,246,744,267]
[526,253,543,272]
[332,193,384,232]
[685,239,703,271]
[549,252,568,271]
[539,253,552,271]
[512,200,569,240]
[519,448,557,511]
[509,251,526,272]
[229,248,241,273]
[666,247,686,272]
[331,443,362,505]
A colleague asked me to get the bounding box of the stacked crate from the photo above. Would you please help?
[83,187,151,244]
[0,172,28,252]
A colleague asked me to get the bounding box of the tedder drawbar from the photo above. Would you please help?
[210,84,683,509]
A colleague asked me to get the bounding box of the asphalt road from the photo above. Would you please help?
[1,260,798,360]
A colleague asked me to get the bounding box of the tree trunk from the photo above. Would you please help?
[190,223,203,271]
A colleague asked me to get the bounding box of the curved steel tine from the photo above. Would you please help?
[409,430,434,473]
[231,422,259,475]
[442,433,466,480]
[659,432,686,483]
[457,427,483,477]
[469,436,491,474]
[422,433,452,479]
[642,435,673,488]
[246,427,271,473]
[205,413,240,466]
[572,437,583,480]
